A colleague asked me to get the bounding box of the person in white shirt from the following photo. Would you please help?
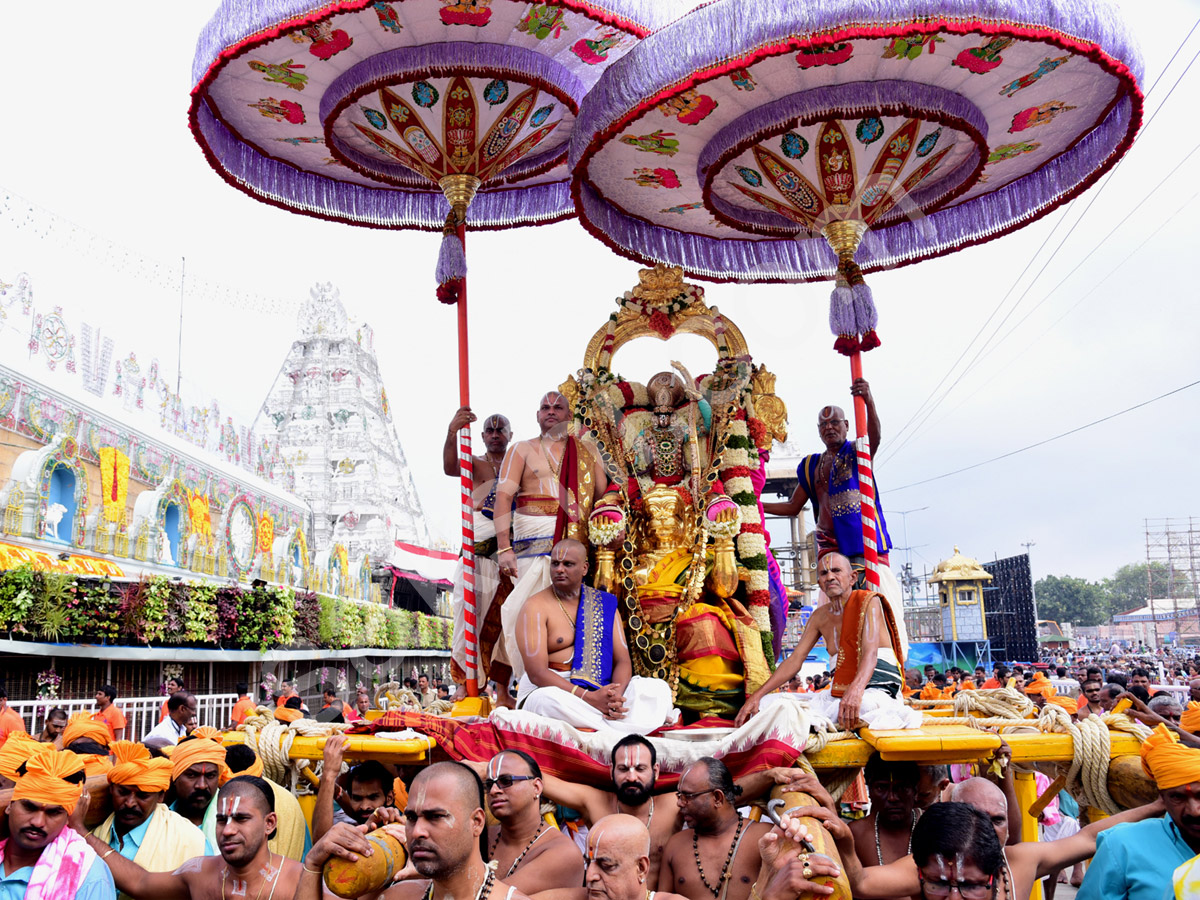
[143,693,196,745]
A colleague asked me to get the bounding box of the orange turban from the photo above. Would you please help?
[13,751,85,813]
[1181,702,1200,735]
[62,714,111,749]
[171,731,230,782]
[0,733,51,781]
[109,741,172,792]
[81,755,113,778]
[1048,696,1076,713]
[274,708,303,723]
[1025,675,1057,698]
[1141,723,1200,789]
[227,754,264,780]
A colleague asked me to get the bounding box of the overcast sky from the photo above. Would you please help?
[1,1,1197,587]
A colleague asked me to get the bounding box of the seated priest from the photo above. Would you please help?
[736,552,919,731]
[514,539,675,733]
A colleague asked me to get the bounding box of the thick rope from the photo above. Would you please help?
[237,711,349,790]
[801,722,857,802]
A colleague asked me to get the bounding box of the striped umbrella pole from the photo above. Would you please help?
[455,214,480,697]
[850,352,882,592]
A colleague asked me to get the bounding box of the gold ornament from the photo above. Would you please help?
[750,366,789,445]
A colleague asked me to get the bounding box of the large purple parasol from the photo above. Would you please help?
[569,0,1142,599]
[189,0,672,700]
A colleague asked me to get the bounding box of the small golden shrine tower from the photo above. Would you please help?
[929,546,993,641]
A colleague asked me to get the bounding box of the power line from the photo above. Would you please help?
[884,136,1200,462]
[888,378,1200,491]
[891,187,1200,436]
[884,18,1200,455]
[884,38,1200,462]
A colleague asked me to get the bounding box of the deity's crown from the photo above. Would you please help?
[750,367,776,395]
[631,265,698,308]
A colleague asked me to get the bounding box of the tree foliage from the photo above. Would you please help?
[1103,562,1194,615]
[1035,574,1109,627]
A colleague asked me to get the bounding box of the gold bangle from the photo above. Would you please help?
[102,848,117,860]
[302,864,322,875]
[749,885,764,900]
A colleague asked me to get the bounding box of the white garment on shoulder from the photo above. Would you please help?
[516,673,677,734]
[499,513,557,683]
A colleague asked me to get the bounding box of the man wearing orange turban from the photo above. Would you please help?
[1024,673,1057,710]
[92,741,209,887]
[0,732,51,785]
[61,713,115,778]
[1180,701,1200,735]
[1077,724,1200,899]
[2,750,117,900]
[168,730,230,831]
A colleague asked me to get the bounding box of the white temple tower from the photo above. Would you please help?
[254,283,429,559]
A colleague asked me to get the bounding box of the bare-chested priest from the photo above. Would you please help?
[443,407,514,701]
[498,391,608,688]
[514,539,675,733]
[735,552,919,731]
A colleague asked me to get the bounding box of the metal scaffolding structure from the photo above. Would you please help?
[1145,517,1200,644]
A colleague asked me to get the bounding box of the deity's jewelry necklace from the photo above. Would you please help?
[490,822,547,878]
[874,810,918,865]
[693,814,746,896]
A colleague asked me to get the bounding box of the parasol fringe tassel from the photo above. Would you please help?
[829,264,858,357]
[436,210,467,305]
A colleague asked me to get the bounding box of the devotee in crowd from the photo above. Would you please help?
[914,764,951,810]
[498,392,608,707]
[300,762,530,900]
[920,671,951,700]
[221,743,311,861]
[144,692,195,745]
[445,407,514,701]
[658,758,770,900]
[1076,679,1104,718]
[312,734,398,841]
[1111,692,1200,747]
[761,380,907,621]
[437,683,451,701]
[81,775,303,900]
[1131,667,1155,694]
[92,685,127,741]
[157,677,184,722]
[4,749,116,899]
[736,552,917,731]
[514,539,673,733]
[417,673,435,707]
[531,815,690,900]
[482,750,585,894]
[1078,724,1200,899]
[63,712,115,777]
[229,683,256,727]
[981,665,1008,689]
[0,685,25,746]
[847,756,920,867]
[37,706,68,746]
[1149,692,1183,724]
[354,686,371,718]
[92,740,206,882]
[167,730,227,855]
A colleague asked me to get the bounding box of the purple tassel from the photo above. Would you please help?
[436,230,467,286]
[828,282,855,337]
[851,280,877,334]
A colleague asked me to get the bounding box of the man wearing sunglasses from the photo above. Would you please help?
[482,750,584,895]
[658,758,770,900]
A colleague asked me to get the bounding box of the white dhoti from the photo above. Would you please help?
[451,514,501,689]
[516,673,676,734]
[761,648,922,730]
[499,512,558,683]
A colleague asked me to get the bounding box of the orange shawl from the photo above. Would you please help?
[831,589,906,698]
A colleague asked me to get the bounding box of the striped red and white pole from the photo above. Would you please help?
[849,353,881,592]
[459,427,478,686]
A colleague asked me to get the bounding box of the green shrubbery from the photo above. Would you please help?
[0,566,451,652]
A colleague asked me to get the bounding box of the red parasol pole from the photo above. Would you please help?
[441,175,482,699]
[849,351,882,593]
[456,219,479,698]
